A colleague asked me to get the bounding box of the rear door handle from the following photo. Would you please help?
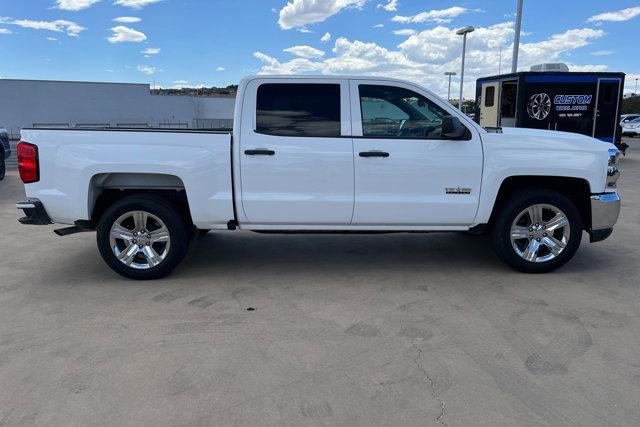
[245,149,275,156]
[359,151,389,158]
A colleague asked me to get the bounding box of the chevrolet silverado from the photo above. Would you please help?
[16,76,621,279]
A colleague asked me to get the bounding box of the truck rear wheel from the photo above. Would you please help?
[490,190,582,273]
[96,195,189,280]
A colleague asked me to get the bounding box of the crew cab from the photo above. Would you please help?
[16,76,622,279]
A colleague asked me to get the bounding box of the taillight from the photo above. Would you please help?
[17,141,39,184]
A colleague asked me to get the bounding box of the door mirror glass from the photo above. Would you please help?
[442,115,469,140]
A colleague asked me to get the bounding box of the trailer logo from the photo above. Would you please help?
[527,93,552,120]
[554,95,592,105]
[554,94,592,113]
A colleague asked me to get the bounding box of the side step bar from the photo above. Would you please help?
[54,220,95,237]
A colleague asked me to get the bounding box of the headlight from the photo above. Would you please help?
[607,148,621,188]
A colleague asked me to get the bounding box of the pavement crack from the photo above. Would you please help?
[412,342,447,426]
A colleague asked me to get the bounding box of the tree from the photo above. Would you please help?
[622,96,640,114]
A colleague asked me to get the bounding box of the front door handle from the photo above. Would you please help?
[359,151,389,158]
[245,149,275,156]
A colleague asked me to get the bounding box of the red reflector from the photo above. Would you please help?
[17,141,39,184]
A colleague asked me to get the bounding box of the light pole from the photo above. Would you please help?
[456,26,475,111]
[512,0,524,73]
[636,78,638,95]
[444,71,456,102]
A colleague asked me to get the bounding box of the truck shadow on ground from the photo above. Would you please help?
[184,232,497,270]
[174,230,606,279]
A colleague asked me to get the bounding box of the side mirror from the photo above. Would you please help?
[442,115,469,140]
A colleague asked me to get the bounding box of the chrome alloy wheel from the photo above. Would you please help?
[109,210,171,269]
[510,204,570,263]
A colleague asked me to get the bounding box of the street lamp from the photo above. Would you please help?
[636,78,639,95]
[456,26,475,111]
[444,72,456,102]
[512,0,524,73]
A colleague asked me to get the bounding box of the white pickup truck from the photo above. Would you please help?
[16,76,621,279]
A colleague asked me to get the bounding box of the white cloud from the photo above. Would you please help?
[113,16,141,23]
[284,45,325,59]
[392,7,469,24]
[168,80,208,89]
[0,17,85,37]
[568,64,608,72]
[278,0,365,29]
[108,25,147,43]
[142,47,160,56]
[254,23,605,98]
[297,27,313,33]
[46,36,58,40]
[114,0,161,9]
[137,65,156,74]
[591,50,614,56]
[216,66,225,71]
[55,0,100,11]
[321,32,331,42]
[373,23,384,28]
[377,0,398,12]
[254,52,280,67]
[393,29,416,36]
[588,7,640,23]
[517,28,604,67]
[104,68,114,72]
[0,28,12,34]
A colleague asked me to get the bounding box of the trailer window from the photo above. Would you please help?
[484,86,495,107]
[601,84,615,104]
[256,83,341,137]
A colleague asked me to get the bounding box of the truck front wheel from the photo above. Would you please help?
[490,190,582,273]
[96,195,189,280]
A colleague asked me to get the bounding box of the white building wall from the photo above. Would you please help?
[0,79,235,137]
[149,95,236,128]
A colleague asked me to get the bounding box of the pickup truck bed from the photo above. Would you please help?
[20,128,235,230]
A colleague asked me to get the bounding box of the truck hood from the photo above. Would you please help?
[489,127,615,153]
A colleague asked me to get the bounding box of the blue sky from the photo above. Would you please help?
[0,0,638,97]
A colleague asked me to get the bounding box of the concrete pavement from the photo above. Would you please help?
[0,139,639,426]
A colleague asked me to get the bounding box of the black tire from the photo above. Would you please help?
[490,189,582,273]
[0,152,5,181]
[97,194,189,280]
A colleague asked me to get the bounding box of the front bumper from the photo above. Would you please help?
[16,198,52,225]
[589,192,620,242]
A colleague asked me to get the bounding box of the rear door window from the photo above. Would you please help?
[256,84,341,137]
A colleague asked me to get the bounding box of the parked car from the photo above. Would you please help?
[622,117,640,137]
[620,114,640,125]
[16,75,621,279]
[0,128,11,181]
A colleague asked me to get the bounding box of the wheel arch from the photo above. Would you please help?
[486,175,591,230]
[89,172,193,228]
